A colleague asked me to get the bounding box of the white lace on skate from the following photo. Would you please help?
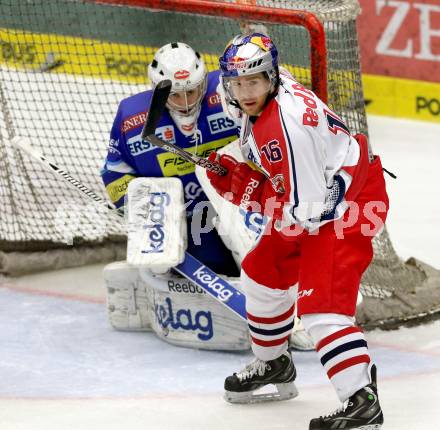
[320,397,383,430]
[224,358,299,404]
[236,359,268,382]
[322,399,351,418]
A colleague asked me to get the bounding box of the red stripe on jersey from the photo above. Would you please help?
[316,326,362,351]
[327,355,371,379]
[251,98,294,213]
[251,335,290,347]
[247,303,295,324]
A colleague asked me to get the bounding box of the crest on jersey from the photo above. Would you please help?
[271,174,286,194]
[156,125,176,144]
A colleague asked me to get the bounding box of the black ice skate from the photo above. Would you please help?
[309,365,384,430]
[224,351,298,404]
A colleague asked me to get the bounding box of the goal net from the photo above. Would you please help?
[0,0,439,328]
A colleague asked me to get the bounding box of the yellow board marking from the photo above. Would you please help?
[0,27,220,83]
[1,28,438,122]
[363,74,440,123]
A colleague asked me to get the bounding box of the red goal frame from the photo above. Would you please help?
[90,0,328,102]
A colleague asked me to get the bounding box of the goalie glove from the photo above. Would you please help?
[206,152,283,218]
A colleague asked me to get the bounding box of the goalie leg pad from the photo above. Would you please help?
[105,263,250,351]
[104,260,151,331]
[141,270,251,351]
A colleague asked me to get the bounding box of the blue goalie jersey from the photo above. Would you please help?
[102,70,240,276]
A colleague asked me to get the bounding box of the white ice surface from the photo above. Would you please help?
[1,115,440,430]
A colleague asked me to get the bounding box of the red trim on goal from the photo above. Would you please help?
[87,0,328,103]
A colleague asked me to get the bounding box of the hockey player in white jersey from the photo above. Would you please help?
[206,33,389,430]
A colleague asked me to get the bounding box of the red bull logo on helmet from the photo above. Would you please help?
[226,56,247,71]
[250,35,272,52]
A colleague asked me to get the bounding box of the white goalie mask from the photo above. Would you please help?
[148,42,208,137]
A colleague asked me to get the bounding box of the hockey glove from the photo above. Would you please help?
[207,152,268,212]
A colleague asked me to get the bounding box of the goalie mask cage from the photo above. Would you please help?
[0,0,439,328]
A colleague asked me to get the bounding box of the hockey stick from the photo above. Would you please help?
[12,136,246,320]
[141,79,172,137]
[12,137,116,212]
[175,253,245,320]
[141,79,227,176]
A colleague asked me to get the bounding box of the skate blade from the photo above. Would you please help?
[224,381,299,404]
[356,426,382,430]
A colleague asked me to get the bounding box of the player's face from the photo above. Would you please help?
[228,73,272,116]
[168,87,202,114]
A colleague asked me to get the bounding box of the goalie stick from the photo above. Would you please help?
[12,136,246,321]
[141,79,227,176]
[141,79,172,137]
[12,137,116,212]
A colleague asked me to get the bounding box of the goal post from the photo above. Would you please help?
[0,0,439,328]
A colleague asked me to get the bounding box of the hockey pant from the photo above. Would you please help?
[241,155,389,401]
